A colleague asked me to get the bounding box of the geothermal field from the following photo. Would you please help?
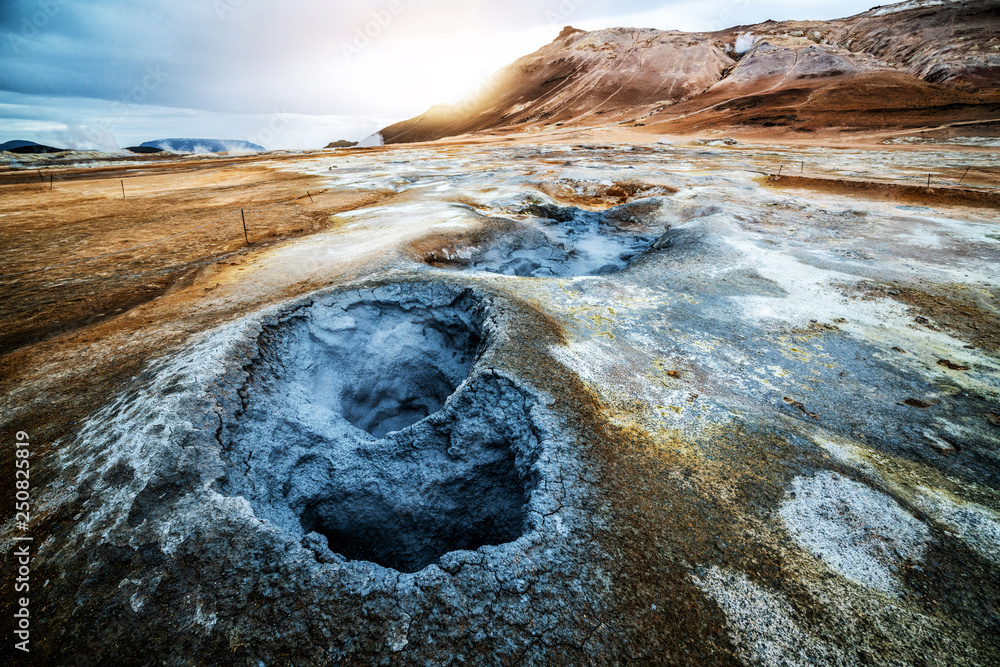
[2,0,1000,664]
[2,135,999,664]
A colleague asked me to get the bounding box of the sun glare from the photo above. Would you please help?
[340,25,554,116]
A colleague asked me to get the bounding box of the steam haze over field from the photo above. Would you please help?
[1,0,877,149]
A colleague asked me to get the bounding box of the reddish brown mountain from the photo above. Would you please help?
[381,27,733,144]
[378,0,1000,144]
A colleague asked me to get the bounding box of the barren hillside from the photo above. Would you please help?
[379,0,1000,144]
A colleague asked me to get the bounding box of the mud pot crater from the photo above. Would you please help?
[411,192,670,278]
[216,283,554,573]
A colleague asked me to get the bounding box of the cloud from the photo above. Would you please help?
[0,90,395,150]
[0,0,880,148]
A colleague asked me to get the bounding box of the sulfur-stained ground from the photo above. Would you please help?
[1,136,998,665]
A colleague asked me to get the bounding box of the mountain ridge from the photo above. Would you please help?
[379,0,1000,144]
[139,138,266,153]
[0,139,65,153]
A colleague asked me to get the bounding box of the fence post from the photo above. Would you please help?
[241,209,249,245]
[121,180,126,199]
[958,166,971,185]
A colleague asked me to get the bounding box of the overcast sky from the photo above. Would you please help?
[0,0,880,150]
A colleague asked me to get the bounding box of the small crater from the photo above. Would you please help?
[217,285,544,573]
[411,195,667,278]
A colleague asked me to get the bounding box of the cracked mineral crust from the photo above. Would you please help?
[2,134,999,665]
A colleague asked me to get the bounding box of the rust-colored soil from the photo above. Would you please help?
[0,158,394,354]
[536,179,676,209]
[852,280,1000,355]
[406,231,482,268]
[640,71,1000,142]
[761,173,1000,208]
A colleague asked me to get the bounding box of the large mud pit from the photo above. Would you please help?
[412,194,667,278]
[217,285,546,572]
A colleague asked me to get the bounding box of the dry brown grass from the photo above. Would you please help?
[0,159,396,354]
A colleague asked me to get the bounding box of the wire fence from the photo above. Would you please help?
[765,164,986,189]
[0,185,331,280]
[2,156,993,281]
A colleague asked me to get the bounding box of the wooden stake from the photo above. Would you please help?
[958,166,971,185]
[37,169,43,181]
[121,180,126,199]
[49,174,53,190]
[777,165,783,177]
[927,173,931,188]
[307,191,314,203]
[801,161,804,173]
[241,208,249,245]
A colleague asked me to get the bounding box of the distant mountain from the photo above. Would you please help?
[325,140,358,148]
[139,139,266,153]
[0,140,65,153]
[1,140,38,150]
[124,146,165,154]
[380,0,1000,143]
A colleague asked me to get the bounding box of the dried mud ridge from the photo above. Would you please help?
[766,173,1000,209]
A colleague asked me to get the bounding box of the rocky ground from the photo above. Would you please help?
[1,137,999,665]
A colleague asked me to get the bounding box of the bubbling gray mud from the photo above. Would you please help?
[424,195,667,278]
[217,286,546,572]
[267,297,481,438]
[472,209,658,278]
[494,197,662,278]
